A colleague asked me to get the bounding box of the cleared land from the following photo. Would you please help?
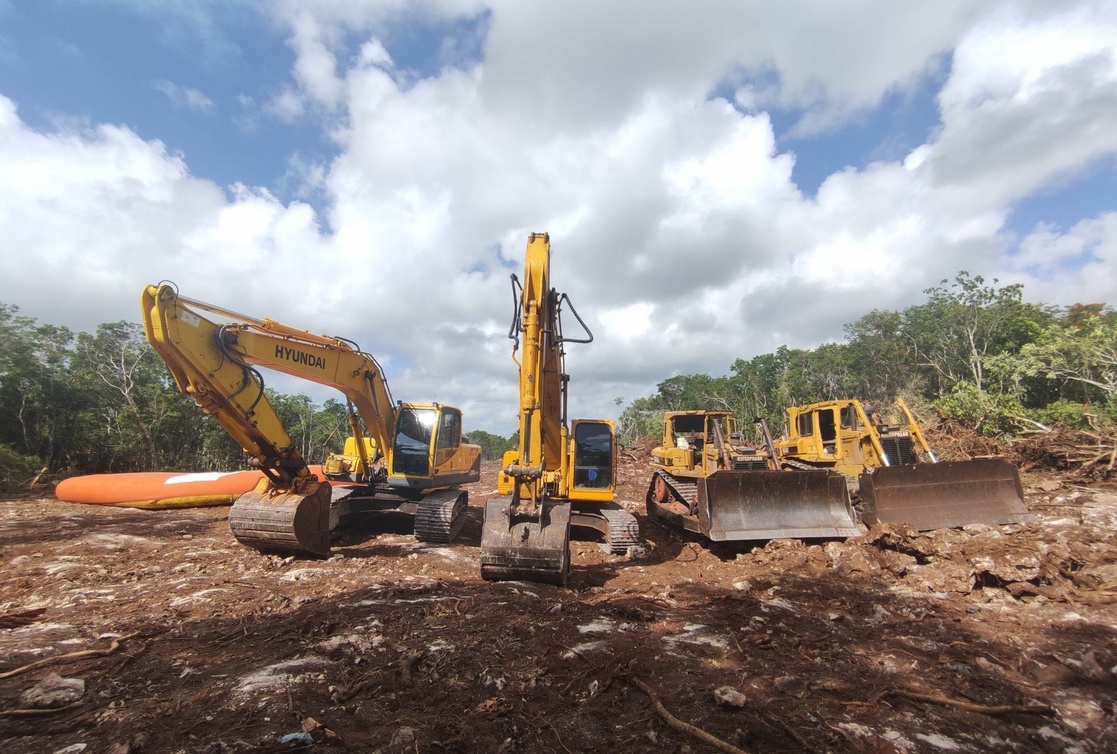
[1,456,1115,753]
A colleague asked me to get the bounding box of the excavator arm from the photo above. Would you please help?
[142,285,395,486]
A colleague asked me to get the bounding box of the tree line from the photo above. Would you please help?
[2,272,1113,490]
[617,272,1116,443]
[0,304,518,491]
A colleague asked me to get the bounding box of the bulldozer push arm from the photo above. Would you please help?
[141,283,480,556]
[480,234,640,585]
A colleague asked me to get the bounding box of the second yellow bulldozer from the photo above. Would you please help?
[773,398,1032,531]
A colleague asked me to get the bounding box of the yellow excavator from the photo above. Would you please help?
[646,410,860,541]
[774,399,1032,530]
[480,233,641,585]
[140,283,481,557]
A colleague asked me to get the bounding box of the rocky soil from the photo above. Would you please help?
[1,456,1115,753]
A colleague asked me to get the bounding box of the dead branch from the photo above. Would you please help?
[0,701,84,717]
[883,688,1054,716]
[0,632,139,680]
[622,674,752,754]
[0,608,47,630]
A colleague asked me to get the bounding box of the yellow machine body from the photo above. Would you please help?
[480,233,638,585]
[647,410,859,541]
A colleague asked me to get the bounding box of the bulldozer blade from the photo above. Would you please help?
[480,497,571,586]
[228,482,333,557]
[699,469,861,541]
[859,459,1032,531]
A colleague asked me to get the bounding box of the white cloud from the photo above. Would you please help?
[155,80,216,112]
[2,1,1117,434]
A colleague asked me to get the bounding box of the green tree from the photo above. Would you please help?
[463,429,515,460]
[904,272,1053,396]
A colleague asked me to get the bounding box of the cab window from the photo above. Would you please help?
[437,409,461,449]
[573,422,612,489]
[392,407,435,475]
[796,412,813,437]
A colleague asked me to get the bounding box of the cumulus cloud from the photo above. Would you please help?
[2,1,1116,432]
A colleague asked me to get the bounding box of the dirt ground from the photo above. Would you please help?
[1,454,1115,754]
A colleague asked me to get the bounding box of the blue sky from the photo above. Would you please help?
[1,1,1116,432]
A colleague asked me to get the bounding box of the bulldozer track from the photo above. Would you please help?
[660,473,698,507]
[414,490,467,544]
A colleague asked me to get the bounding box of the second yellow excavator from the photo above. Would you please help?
[141,284,481,557]
[480,233,641,585]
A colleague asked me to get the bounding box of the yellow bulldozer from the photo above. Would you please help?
[141,283,481,557]
[646,410,860,542]
[773,398,1032,531]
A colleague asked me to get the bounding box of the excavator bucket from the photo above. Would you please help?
[858,458,1032,531]
[699,469,861,541]
[480,497,571,585]
[228,481,333,557]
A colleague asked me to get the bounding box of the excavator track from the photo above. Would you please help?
[228,482,333,557]
[413,489,468,544]
[480,497,571,585]
[570,503,642,554]
[598,505,642,553]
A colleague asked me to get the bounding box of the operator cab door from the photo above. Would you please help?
[390,406,436,478]
[814,407,840,458]
[434,408,462,469]
[570,419,615,502]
